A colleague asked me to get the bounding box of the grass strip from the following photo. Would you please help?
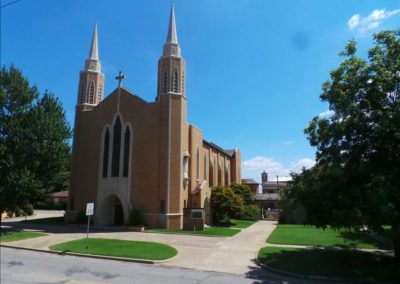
[258,247,400,282]
[148,226,240,237]
[229,219,256,229]
[23,217,65,225]
[50,238,177,260]
[1,231,47,242]
[267,224,385,249]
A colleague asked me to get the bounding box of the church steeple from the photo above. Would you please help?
[157,3,186,98]
[163,4,181,58]
[85,24,101,72]
[77,24,105,106]
[88,24,99,60]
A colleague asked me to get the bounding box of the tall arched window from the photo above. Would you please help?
[102,128,110,177]
[111,117,122,177]
[123,127,131,177]
[173,69,178,92]
[98,86,102,102]
[163,70,168,93]
[181,71,185,94]
[88,81,95,104]
[218,164,222,185]
[79,82,86,104]
[196,148,199,180]
[204,154,207,180]
[209,162,214,187]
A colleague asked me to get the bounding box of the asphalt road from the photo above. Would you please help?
[1,247,288,284]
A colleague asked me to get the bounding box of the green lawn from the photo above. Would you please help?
[50,238,177,260]
[267,224,385,249]
[229,219,256,229]
[148,226,240,237]
[258,247,400,282]
[23,217,65,225]
[1,231,47,242]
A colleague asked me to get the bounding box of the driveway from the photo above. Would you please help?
[2,217,277,276]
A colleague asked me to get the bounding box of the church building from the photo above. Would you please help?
[66,5,241,229]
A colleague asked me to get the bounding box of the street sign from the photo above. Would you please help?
[86,203,94,216]
[85,202,94,249]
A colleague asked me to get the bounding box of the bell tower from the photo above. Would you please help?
[157,4,186,100]
[77,24,105,106]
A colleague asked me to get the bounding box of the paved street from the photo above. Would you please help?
[2,216,278,276]
[1,247,282,284]
[1,213,344,284]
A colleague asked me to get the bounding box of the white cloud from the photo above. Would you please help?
[348,14,360,30]
[319,110,334,118]
[242,156,316,182]
[290,158,316,172]
[347,9,400,33]
[283,140,294,145]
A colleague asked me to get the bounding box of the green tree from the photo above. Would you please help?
[230,183,255,205]
[287,30,400,259]
[210,186,244,224]
[0,65,71,220]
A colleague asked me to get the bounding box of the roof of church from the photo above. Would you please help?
[242,179,259,185]
[50,190,69,198]
[223,149,235,156]
[203,140,235,158]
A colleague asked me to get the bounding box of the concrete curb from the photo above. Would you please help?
[255,257,379,283]
[0,244,177,264]
[142,231,229,238]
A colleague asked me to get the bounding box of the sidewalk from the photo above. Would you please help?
[1,219,278,276]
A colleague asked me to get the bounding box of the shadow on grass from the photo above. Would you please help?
[3,218,134,235]
[338,231,390,250]
[23,217,65,225]
[257,247,399,283]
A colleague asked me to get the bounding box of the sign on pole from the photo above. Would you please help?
[86,203,94,216]
[86,202,94,249]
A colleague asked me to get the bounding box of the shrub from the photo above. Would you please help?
[15,207,22,217]
[231,183,255,205]
[75,210,87,224]
[6,210,13,217]
[24,204,34,216]
[211,186,244,224]
[34,201,67,210]
[34,202,48,209]
[129,209,144,226]
[240,204,261,220]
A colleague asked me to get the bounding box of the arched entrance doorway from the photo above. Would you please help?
[97,194,126,226]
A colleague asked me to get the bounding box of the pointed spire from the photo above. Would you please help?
[166,3,178,44]
[163,3,181,57]
[85,24,101,72]
[88,24,99,60]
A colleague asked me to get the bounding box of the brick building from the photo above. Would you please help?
[66,5,241,229]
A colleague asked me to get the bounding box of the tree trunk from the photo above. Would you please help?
[392,225,400,262]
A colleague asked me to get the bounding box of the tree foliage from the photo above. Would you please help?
[211,183,259,223]
[230,183,255,205]
[210,186,244,224]
[0,65,71,218]
[283,30,400,259]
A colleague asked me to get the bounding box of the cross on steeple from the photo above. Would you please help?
[115,71,126,88]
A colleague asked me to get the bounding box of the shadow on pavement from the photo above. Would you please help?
[1,219,136,235]
[245,259,340,284]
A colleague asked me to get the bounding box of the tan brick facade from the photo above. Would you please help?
[66,6,241,229]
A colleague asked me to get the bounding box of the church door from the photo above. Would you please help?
[114,204,124,225]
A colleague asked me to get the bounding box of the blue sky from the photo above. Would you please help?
[2,0,399,182]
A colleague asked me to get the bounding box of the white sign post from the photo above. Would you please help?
[86,202,94,249]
